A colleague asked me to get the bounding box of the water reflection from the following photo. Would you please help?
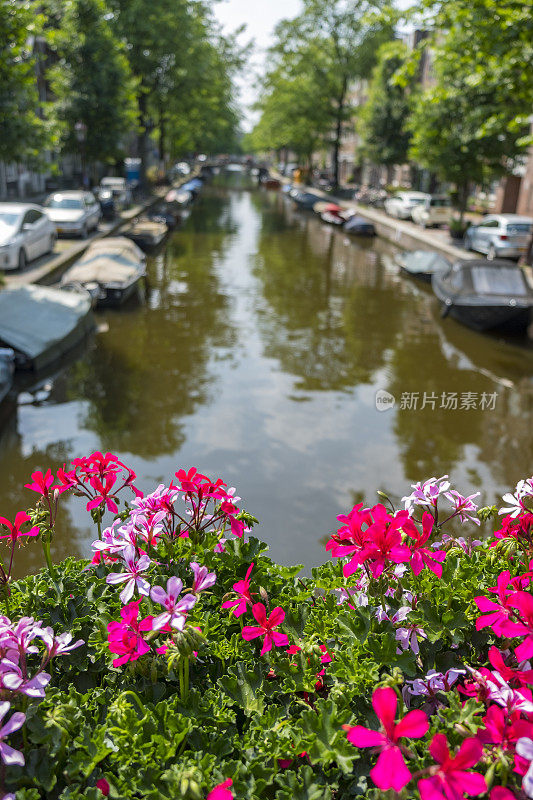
[0,174,531,575]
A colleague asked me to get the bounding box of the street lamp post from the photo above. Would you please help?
[74,121,88,188]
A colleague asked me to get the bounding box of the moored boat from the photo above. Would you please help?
[124,217,168,251]
[396,250,450,283]
[61,237,146,309]
[432,259,533,334]
[292,190,322,210]
[343,215,376,237]
[0,285,94,370]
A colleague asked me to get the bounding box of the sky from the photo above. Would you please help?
[214,0,303,131]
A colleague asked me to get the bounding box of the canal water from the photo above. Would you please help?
[2,170,533,575]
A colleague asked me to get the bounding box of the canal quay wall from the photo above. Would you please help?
[4,174,196,290]
[277,176,477,263]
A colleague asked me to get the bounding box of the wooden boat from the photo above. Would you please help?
[61,237,146,309]
[343,215,376,237]
[396,250,450,283]
[124,217,167,250]
[0,285,94,370]
[262,178,281,189]
[432,259,533,333]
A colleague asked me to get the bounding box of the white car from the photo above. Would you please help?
[384,191,430,220]
[411,195,452,228]
[44,191,101,238]
[0,203,56,271]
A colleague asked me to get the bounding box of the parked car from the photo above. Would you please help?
[411,195,452,228]
[463,214,533,260]
[384,191,430,219]
[44,191,101,238]
[0,203,56,271]
[98,177,132,210]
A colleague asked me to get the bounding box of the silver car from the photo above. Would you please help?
[44,191,101,238]
[0,203,57,271]
[464,214,533,260]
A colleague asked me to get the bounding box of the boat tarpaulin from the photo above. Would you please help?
[0,285,93,370]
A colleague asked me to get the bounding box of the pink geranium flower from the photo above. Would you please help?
[418,734,487,800]
[242,603,289,656]
[106,546,152,604]
[207,778,233,800]
[0,512,39,543]
[222,563,255,617]
[344,686,428,792]
[150,576,196,631]
[408,512,447,578]
[190,562,216,593]
[0,701,25,766]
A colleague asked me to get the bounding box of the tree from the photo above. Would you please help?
[357,40,414,178]
[248,63,331,167]
[408,48,529,221]
[271,0,393,188]
[0,0,48,164]
[47,0,137,174]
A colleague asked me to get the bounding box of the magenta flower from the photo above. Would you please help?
[475,572,525,638]
[190,562,216,593]
[345,686,428,792]
[222,563,255,617]
[418,734,487,800]
[106,546,151,604]
[107,601,153,667]
[508,591,533,661]
[345,508,412,579]
[24,469,56,499]
[0,512,39,543]
[0,701,25,766]
[150,576,196,631]
[408,512,446,578]
[516,737,533,798]
[207,778,233,800]
[242,603,289,656]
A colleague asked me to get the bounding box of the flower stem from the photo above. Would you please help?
[42,538,56,580]
[97,517,102,541]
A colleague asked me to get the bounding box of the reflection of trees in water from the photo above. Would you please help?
[0,409,86,578]
[253,206,406,391]
[387,308,533,486]
[62,194,238,458]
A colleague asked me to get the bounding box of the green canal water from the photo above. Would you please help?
[2,171,532,575]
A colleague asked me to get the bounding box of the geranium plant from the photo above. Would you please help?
[0,454,530,799]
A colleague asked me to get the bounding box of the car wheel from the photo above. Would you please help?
[80,224,88,239]
[487,244,496,261]
[48,234,56,254]
[18,249,27,271]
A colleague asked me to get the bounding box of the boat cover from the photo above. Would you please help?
[63,238,145,285]
[399,250,450,275]
[0,285,93,369]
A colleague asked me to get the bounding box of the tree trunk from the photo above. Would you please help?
[138,89,148,189]
[158,103,166,165]
[332,77,347,192]
[458,181,469,224]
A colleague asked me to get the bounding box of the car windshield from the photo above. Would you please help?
[407,197,426,204]
[0,212,20,228]
[45,197,83,210]
[506,223,532,234]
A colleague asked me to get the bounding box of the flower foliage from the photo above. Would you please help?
[1,456,533,798]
